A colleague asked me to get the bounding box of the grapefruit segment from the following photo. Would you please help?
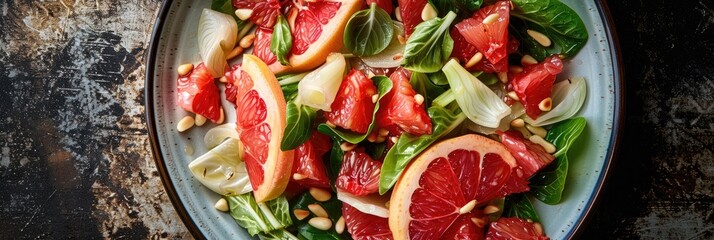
[234,54,294,202]
[176,63,222,122]
[343,203,394,240]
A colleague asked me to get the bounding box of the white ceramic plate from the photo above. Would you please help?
[145,1,624,239]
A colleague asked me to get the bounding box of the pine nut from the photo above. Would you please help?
[335,216,345,234]
[294,209,310,220]
[308,217,332,231]
[507,91,520,101]
[471,217,487,228]
[390,136,399,143]
[484,205,500,214]
[235,9,253,21]
[497,72,509,83]
[309,188,332,202]
[538,97,552,111]
[510,119,525,128]
[395,6,403,22]
[177,116,195,132]
[526,124,547,138]
[325,121,336,128]
[529,135,556,154]
[521,54,538,66]
[367,133,377,142]
[421,3,437,21]
[214,198,229,212]
[414,94,425,105]
[534,222,544,236]
[375,135,386,143]
[527,29,552,47]
[219,76,228,83]
[378,128,389,137]
[178,63,194,76]
[308,204,329,218]
[293,173,307,180]
[398,35,406,45]
[226,46,244,60]
[216,108,225,124]
[239,34,256,49]
[510,66,523,74]
[465,52,483,68]
[371,94,379,103]
[482,13,500,24]
[459,200,477,214]
[340,142,356,152]
[193,114,206,127]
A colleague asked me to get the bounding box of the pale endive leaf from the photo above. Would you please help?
[198,8,238,76]
[466,102,525,135]
[442,59,511,128]
[296,53,346,111]
[203,123,240,150]
[525,77,587,126]
[359,21,405,68]
[188,138,251,195]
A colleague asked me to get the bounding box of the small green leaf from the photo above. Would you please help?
[289,192,346,239]
[279,72,308,102]
[327,139,345,186]
[410,72,449,106]
[281,102,317,150]
[226,194,293,236]
[503,193,541,222]
[402,11,457,73]
[344,3,394,56]
[318,76,393,144]
[379,104,467,194]
[510,0,588,60]
[271,15,292,65]
[431,0,483,17]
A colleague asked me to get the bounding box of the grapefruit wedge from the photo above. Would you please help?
[389,134,520,240]
[234,54,294,202]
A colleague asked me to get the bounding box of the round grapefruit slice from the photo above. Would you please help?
[389,134,519,240]
[234,54,294,202]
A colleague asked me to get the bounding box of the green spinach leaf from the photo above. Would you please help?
[503,193,541,222]
[510,0,588,60]
[318,76,393,144]
[260,229,299,240]
[402,11,457,73]
[529,117,586,204]
[227,194,293,236]
[410,72,449,106]
[289,191,346,239]
[431,0,483,17]
[279,72,308,102]
[378,104,467,194]
[281,102,317,150]
[327,139,345,185]
[271,15,292,65]
[344,3,394,56]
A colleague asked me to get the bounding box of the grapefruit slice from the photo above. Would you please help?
[485,218,548,240]
[234,54,294,202]
[389,134,519,240]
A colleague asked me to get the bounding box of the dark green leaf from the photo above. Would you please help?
[282,83,299,102]
[503,193,541,222]
[427,71,449,85]
[328,139,345,185]
[318,76,392,144]
[431,0,483,17]
[279,72,308,102]
[344,3,394,56]
[227,194,293,236]
[211,0,248,30]
[289,192,347,240]
[281,102,317,150]
[298,225,344,240]
[511,0,588,60]
[472,71,499,86]
[529,117,586,204]
[378,105,467,194]
[402,11,457,73]
[410,72,449,106]
[271,15,292,65]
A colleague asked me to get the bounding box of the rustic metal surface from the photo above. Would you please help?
[0,0,711,239]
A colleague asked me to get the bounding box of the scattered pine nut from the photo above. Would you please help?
[178,63,194,76]
[534,222,545,236]
[414,94,425,105]
[367,133,378,142]
[294,209,310,220]
[340,142,356,152]
[421,3,437,21]
[308,217,332,231]
[527,29,552,47]
[177,116,195,132]
[459,200,477,214]
[195,114,207,126]
[335,217,345,234]
[239,34,256,49]
[214,198,229,212]
[521,54,538,66]
[234,9,253,21]
[378,128,389,137]
[529,135,556,154]
[398,35,406,45]
[506,91,520,101]
[390,136,399,143]
[219,76,228,83]
[293,173,307,180]
[484,205,500,214]
[309,188,332,202]
[371,94,379,103]
[482,13,500,24]
[497,72,509,83]
[465,52,483,68]
[510,66,523,74]
[526,124,547,138]
[226,46,244,60]
[471,217,487,228]
[375,135,386,143]
[308,204,329,218]
[538,97,552,111]
[515,127,533,139]
[216,108,225,124]
[510,119,525,128]
[395,6,403,22]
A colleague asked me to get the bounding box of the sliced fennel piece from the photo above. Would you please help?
[442,59,511,128]
[359,21,405,68]
[526,77,587,126]
[188,138,251,196]
[296,53,346,111]
[467,103,525,135]
[337,191,389,218]
[198,8,238,76]
[204,123,240,150]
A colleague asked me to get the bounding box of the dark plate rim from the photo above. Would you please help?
[143,0,625,239]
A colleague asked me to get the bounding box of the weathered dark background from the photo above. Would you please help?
[0,0,711,239]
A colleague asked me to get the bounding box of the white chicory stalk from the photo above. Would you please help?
[198,8,238,77]
[296,53,346,111]
[359,21,405,68]
[188,138,251,195]
[337,191,389,218]
[526,77,587,126]
[442,59,511,128]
